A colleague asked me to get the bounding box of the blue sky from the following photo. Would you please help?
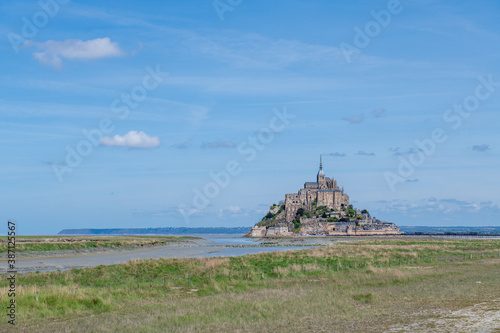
[1,0,500,234]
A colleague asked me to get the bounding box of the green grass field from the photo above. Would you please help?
[0,235,197,255]
[1,238,499,332]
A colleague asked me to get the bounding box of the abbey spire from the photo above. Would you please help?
[317,153,326,184]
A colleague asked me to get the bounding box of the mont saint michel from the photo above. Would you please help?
[252,156,402,237]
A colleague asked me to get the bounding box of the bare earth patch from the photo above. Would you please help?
[386,298,500,332]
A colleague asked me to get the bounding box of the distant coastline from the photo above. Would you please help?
[400,226,500,235]
[58,227,251,236]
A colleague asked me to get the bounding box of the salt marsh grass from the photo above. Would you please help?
[1,238,499,332]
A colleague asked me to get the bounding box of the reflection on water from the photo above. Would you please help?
[194,246,314,258]
[189,234,314,257]
[190,234,262,246]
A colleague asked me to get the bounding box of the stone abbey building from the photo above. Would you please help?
[285,156,350,221]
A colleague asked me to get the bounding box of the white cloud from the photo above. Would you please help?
[100,131,161,149]
[29,38,124,68]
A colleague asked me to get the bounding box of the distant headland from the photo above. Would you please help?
[252,155,402,237]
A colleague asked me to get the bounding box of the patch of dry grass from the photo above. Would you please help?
[12,259,499,333]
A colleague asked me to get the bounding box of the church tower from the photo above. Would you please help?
[317,154,326,186]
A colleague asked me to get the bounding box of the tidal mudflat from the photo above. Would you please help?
[0,234,347,273]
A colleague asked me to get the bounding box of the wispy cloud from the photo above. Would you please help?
[471,144,490,152]
[165,76,349,96]
[342,114,364,124]
[218,206,242,218]
[189,109,209,128]
[389,147,423,156]
[28,38,124,69]
[326,152,346,157]
[63,6,346,70]
[101,131,161,149]
[63,5,433,76]
[201,141,236,149]
[380,198,498,215]
[171,142,190,150]
[41,160,66,167]
[181,31,346,70]
[372,108,386,117]
[356,151,375,156]
[371,198,500,226]
[134,204,258,221]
